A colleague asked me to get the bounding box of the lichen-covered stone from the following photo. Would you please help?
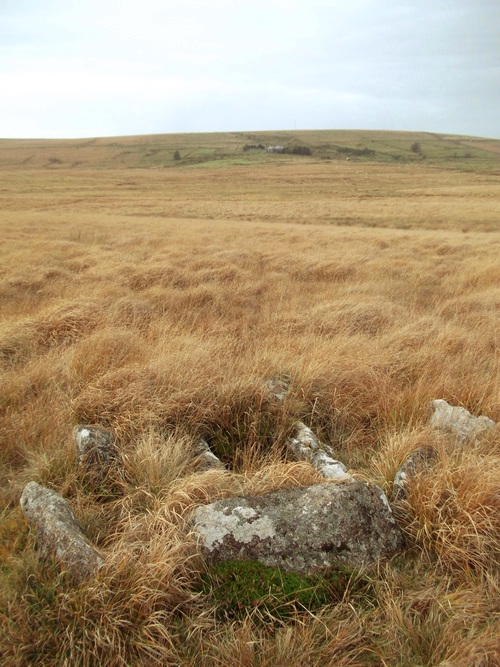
[287,421,354,481]
[191,481,404,573]
[429,399,495,444]
[393,447,438,500]
[20,482,104,582]
[193,438,225,471]
[74,425,117,471]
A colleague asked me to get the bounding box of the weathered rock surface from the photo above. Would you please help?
[193,438,225,471]
[264,376,290,402]
[191,481,404,573]
[393,447,438,500]
[429,399,495,444]
[74,425,118,472]
[287,421,354,481]
[20,482,104,582]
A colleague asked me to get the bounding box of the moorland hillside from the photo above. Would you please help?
[0,130,499,666]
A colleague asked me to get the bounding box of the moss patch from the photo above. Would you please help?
[199,559,371,620]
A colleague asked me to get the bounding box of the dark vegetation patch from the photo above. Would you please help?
[198,559,372,620]
[334,146,375,158]
[243,143,266,152]
[283,145,312,156]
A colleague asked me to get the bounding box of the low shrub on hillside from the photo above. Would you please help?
[242,143,265,152]
[283,145,312,156]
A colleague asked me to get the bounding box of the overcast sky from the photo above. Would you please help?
[1,0,499,139]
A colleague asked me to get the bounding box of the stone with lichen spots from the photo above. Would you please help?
[191,481,404,574]
[20,482,104,582]
[287,421,354,481]
[429,399,495,444]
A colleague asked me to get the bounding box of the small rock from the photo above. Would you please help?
[393,447,438,500]
[74,425,118,471]
[193,438,225,471]
[264,376,290,401]
[191,481,404,573]
[429,399,495,444]
[287,422,354,481]
[20,482,104,582]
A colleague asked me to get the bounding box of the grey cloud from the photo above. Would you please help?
[0,0,498,137]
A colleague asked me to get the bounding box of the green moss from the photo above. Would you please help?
[199,559,371,620]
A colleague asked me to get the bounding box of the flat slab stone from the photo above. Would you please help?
[429,399,495,444]
[191,481,404,573]
[20,482,104,582]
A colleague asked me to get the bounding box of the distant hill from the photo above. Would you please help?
[0,129,498,173]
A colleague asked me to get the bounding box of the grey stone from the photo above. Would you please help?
[429,399,495,444]
[20,482,104,582]
[393,447,438,500]
[286,421,354,481]
[193,438,225,471]
[74,425,118,472]
[191,481,404,573]
[264,376,290,401]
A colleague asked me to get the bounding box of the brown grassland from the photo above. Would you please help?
[0,130,499,665]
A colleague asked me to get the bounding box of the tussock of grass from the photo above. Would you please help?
[0,151,499,665]
[402,446,500,574]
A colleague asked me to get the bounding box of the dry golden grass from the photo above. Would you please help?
[0,133,499,665]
